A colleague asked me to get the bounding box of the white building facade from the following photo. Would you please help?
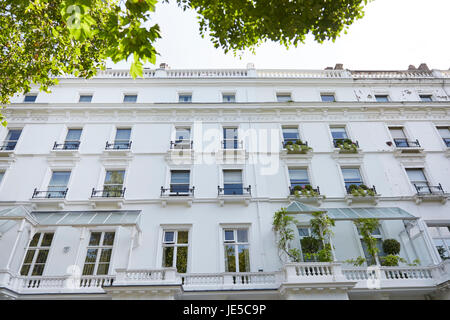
[0,63,449,300]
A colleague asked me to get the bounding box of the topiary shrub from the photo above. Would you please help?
[382,239,401,255]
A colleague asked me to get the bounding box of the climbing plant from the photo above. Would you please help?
[354,218,380,265]
[272,208,302,262]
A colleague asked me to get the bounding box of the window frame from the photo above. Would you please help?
[78,94,93,103]
[320,93,336,102]
[20,232,55,277]
[23,94,37,103]
[178,93,193,103]
[161,229,190,273]
[123,94,138,103]
[82,231,116,276]
[223,228,250,273]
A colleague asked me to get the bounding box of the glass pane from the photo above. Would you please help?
[6,130,22,141]
[176,246,188,273]
[0,172,4,183]
[375,95,389,102]
[85,249,98,263]
[437,128,450,138]
[23,250,36,263]
[177,231,189,244]
[179,95,192,102]
[223,170,242,183]
[342,168,362,181]
[223,95,235,102]
[238,245,250,272]
[66,129,82,141]
[164,231,175,243]
[35,250,49,263]
[283,128,299,141]
[124,95,137,102]
[224,230,234,242]
[103,232,115,246]
[162,247,174,267]
[420,95,432,102]
[89,233,102,246]
[20,264,31,276]
[224,183,243,195]
[389,128,406,139]
[289,169,309,181]
[277,94,291,102]
[330,127,347,139]
[49,172,70,187]
[175,128,191,141]
[115,129,131,141]
[82,264,95,276]
[79,95,92,102]
[31,264,45,276]
[237,229,248,243]
[224,245,236,272]
[171,171,190,184]
[96,263,109,275]
[104,171,125,185]
[223,128,238,140]
[298,228,310,237]
[24,95,37,102]
[321,94,335,102]
[29,233,41,247]
[406,169,427,182]
[99,249,112,263]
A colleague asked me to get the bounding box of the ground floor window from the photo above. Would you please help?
[224,229,250,272]
[429,226,450,260]
[82,231,115,275]
[162,230,189,273]
[20,232,54,276]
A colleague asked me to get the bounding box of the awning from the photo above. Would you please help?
[0,206,37,224]
[285,201,418,221]
[30,210,142,229]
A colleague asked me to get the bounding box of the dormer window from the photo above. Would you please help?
[79,94,93,103]
[419,94,433,102]
[123,94,137,103]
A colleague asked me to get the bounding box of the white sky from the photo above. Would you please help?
[108,0,450,70]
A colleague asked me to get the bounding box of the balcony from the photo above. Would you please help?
[53,141,80,151]
[217,140,246,163]
[0,141,17,158]
[217,185,251,206]
[103,141,132,157]
[344,185,379,205]
[30,188,68,209]
[160,185,195,207]
[413,183,449,204]
[166,140,194,163]
[90,187,126,208]
[1,261,448,299]
[289,185,324,205]
[392,139,424,157]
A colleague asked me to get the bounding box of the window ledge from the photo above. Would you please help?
[218,194,251,206]
[344,194,380,206]
[160,194,194,207]
[89,197,125,209]
[413,193,449,205]
[29,198,67,210]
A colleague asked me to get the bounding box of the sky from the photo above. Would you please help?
[108,0,450,71]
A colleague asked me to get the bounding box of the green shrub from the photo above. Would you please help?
[382,239,401,255]
[300,236,321,254]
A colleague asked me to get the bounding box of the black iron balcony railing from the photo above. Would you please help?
[218,185,251,196]
[222,139,243,150]
[333,139,359,148]
[393,139,421,148]
[105,141,132,150]
[289,185,320,195]
[443,138,450,147]
[160,186,195,196]
[414,183,445,195]
[345,185,377,195]
[32,188,68,199]
[53,141,80,150]
[170,140,193,150]
[91,187,126,198]
[0,140,18,151]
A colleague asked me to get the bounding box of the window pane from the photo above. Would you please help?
[35,250,49,263]
[330,127,347,139]
[223,170,242,184]
[164,231,175,243]
[437,127,450,138]
[223,94,235,103]
[32,264,45,276]
[375,95,389,102]
[96,263,110,275]
[104,171,125,185]
[342,168,362,181]
[171,171,190,184]
[237,229,248,243]
[6,130,22,141]
[420,95,432,102]
[41,233,54,247]
[298,228,310,237]
[406,169,427,182]
[277,94,291,102]
[289,169,309,181]
[99,249,112,263]
[23,250,36,264]
[29,233,41,247]
[224,230,234,242]
[283,128,299,141]
[20,264,31,276]
[177,231,189,244]
[176,246,188,273]
[24,94,37,102]
[49,172,70,187]
[175,128,190,141]
[238,245,250,272]
[84,249,98,263]
[223,128,238,140]
[115,129,131,141]
[79,95,92,102]
[224,245,236,272]
[179,95,192,102]
[66,129,82,141]
[389,128,406,139]
[89,233,102,246]
[124,95,137,103]
[103,232,115,246]
[82,264,95,275]
[162,247,174,267]
[321,94,335,102]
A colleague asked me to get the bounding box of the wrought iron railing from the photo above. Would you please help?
[222,139,243,150]
[414,183,445,195]
[160,186,195,196]
[170,140,193,150]
[53,141,80,150]
[289,185,320,195]
[0,140,18,151]
[32,188,68,199]
[218,185,251,196]
[333,139,359,148]
[393,139,421,148]
[105,141,132,150]
[91,187,126,198]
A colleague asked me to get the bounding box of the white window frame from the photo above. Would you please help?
[222,228,251,273]
[161,229,190,273]
[23,93,38,103]
[319,92,336,102]
[82,231,116,276]
[276,92,293,103]
[20,231,55,276]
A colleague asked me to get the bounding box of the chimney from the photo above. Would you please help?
[324,67,333,70]
[408,65,416,70]
[334,63,344,70]
[418,63,429,71]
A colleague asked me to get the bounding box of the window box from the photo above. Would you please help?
[344,185,379,205]
[334,139,359,153]
[289,185,324,205]
[283,140,312,154]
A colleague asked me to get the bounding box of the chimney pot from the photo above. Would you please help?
[334,63,344,70]
[418,63,429,71]
[408,65,416,70]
